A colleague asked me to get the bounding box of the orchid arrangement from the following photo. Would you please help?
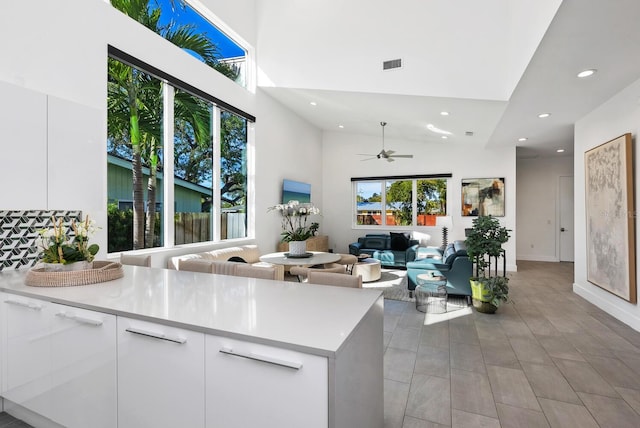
[268,200,320,242]
[37,216,100,264]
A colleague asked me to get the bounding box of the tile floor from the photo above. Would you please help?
[383,261,640,428]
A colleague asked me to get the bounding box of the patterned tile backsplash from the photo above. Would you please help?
[0,210,82,271]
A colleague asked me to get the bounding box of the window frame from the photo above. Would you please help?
[107,48,254,254]
[352,174,451,229]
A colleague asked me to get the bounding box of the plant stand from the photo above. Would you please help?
[472,299,497,314]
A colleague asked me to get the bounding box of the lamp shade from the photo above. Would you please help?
[435,216,453,229]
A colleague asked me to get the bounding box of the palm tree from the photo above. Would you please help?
[108,0,238,249]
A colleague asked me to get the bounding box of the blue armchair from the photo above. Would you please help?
[406,240,472,300]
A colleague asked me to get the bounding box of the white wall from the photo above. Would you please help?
[516,156,573,261]
[574,76,640,331]
[0,0,321,266]
[255,90,323,252]
[321,131,517,271]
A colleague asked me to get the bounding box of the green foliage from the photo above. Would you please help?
[465,215,511,278]
[38,216,99,264]
[474,276,510,308]
[108,203,133,253]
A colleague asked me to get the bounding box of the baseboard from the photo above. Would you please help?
[573,282,640,331]
[516,255,559,262]
[3,400,64,428]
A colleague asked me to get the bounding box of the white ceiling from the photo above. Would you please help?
[257,0,640,158]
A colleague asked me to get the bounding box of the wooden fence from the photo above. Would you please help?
[175,212,246,244]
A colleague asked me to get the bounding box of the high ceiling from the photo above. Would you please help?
[256,0,640,159]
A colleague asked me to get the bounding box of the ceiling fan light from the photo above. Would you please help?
[427,123,452,135]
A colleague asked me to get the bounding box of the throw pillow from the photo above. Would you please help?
[228,256,247,263]
[390,232,409,251]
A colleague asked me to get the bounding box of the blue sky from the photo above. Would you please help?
[156,0,245,58]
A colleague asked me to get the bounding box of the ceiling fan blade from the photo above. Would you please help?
[386,157,395,162]
[389,154,414,158]
[360,156,377,161]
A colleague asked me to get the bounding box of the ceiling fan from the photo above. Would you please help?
[358,122,414,162]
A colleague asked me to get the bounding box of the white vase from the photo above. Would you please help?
[41,261,93,272]
[288,240,307,256]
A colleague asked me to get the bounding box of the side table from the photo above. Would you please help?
[415,273,448,313]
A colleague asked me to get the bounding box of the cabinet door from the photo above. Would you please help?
[117,317,205,428]
[49,304,116,428]
[1,294,53,417]
[206,335,328,428]
[0,81,47,209]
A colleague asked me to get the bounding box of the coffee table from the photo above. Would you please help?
[351,258,382,282]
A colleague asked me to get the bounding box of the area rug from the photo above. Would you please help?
[362,269,413,302]
[362,269,471,311]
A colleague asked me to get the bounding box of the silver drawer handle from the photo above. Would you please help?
[4,299,43,311]
[125,327,187,344]
[219,347,302,370]
[55,311,103,326]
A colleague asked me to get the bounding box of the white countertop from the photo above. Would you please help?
[0,266,383,358]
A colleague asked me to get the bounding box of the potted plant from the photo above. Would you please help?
[36,216,100,271]
[268,200,320,255]
[465,215,511,313]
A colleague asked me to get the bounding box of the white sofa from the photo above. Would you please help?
[167,245,284,281]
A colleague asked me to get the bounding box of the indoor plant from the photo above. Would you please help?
[465,215,511,313]
[37,216,100,271]
[268,200,320,255]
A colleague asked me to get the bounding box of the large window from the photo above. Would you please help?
[354,176,448,227]
[110,0,248,87]
[107,54,252,252]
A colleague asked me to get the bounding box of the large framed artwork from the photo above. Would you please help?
[585,133,636,303]
[461,178,505,216]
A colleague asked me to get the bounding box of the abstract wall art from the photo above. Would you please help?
[585,133,636,303]
[461,178,505,217]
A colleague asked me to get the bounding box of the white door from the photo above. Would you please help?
[559,176,574,262]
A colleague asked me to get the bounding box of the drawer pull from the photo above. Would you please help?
[56,311,103,326]
[4,299,43,311]
[219,347,302,370]
[125,327,187,344]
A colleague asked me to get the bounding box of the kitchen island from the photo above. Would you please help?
[0,265,383,428]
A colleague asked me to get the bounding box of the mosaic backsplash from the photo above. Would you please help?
[0,210,82,271]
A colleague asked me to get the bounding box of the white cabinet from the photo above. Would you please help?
[0,81,47,209]
[117,317,205,428]
[49,303,116,428]
[205,335,328,428]
[0,294,117,428]
[1,293,53,417]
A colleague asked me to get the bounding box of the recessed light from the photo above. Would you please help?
[338,125,344,129]
[441,136,448,139]
[538,113,551,118]
[309,101,317,106]
[577,69,596,78]
[518,137,528,142]
[440,111,449,116]
[557,149,565,153]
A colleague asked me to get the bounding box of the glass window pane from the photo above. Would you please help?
[417,179,447,226]
[220,111,247,239]
[111,0,247,87]
[174,89,213,244]
[385,180,413,226]
[356,182,383,225]
[107,58,164,251]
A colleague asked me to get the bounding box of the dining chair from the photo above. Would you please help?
[307,270,363,288]
[333,253,358,273]
[179,258,216,273]
[290,264,346,282]
[120,254,152,267]
[235,264,279,280]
